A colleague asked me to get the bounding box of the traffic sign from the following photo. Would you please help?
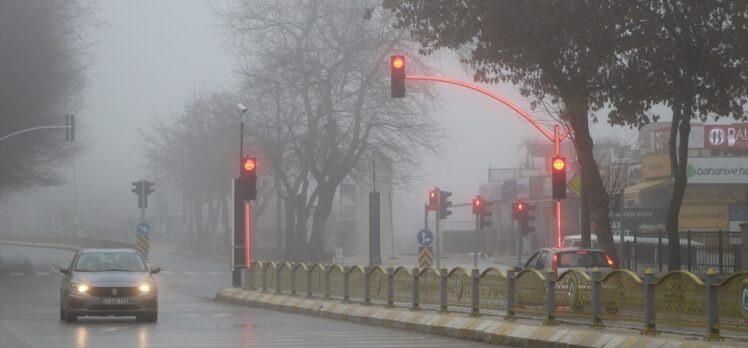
[136,222,150,235]
[417,229,433,247]
[418,247,434,268]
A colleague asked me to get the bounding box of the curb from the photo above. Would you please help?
[215,288,738,348]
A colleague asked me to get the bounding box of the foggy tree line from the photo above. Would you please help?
[0,0,94,193]
[143,0,440,260]
[384,0,748,268]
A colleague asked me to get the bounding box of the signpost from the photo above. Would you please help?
[417,229,434,268]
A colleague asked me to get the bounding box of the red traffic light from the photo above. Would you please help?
[552,157,565,171]
[242,157,256,172]
[517,202,524,211]
[391,56,405,69]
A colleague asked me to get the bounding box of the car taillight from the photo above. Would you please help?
[552,253,558,273]
[605,254,615,267]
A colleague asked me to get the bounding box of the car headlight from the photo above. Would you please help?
[71,283,89,294]
[139,284,151,293]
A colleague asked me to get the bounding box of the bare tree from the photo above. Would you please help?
[0,0,95,193]
[218,0,440,261]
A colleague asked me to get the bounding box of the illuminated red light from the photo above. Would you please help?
[518,203,523,211]
[553,158,565,171]
[243,158,256,172]
[392,56,404,69]
[606,254,614,267]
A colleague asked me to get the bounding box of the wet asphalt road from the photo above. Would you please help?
[0,243,500,348]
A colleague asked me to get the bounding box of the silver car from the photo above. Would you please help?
[59,248,160,322]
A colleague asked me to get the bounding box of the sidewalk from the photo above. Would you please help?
[216,288,742,348]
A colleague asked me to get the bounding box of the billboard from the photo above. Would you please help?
[679,204,729,230]
[642,153,671,179]
[686,157,748,184]
[705,124,748,149]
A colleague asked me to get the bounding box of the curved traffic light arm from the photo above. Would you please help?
[405,75,571,143]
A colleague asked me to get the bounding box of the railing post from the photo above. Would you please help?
[324,265,331,299]
[261,265,268,293]
[590,267,604,329]
[342,266,350,303]
[469,268,480,317]
[306,266,313,298]
[657,230,663,273]
[687,230,692,272]
[543,268,558,325]
[641,268,657,335]
[411,267,420,311]
[290,265,297,296]
[718,230,724,274]
[704,268,723,341]
[275,265,282,294]
[363,267,371,306]
[245,265,252,289]
[386,267,394,308]
[439,267,448,314]
[505,267,517,321]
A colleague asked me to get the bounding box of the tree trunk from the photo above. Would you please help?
[580,172,591,248]
[566,96,619,263]
[309,185,336,262]
[665,101,690,271]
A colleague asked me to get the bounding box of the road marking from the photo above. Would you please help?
[207,271,223,276]
[9,272,23,276]
[35,272,50,276]
[183,271,197,275]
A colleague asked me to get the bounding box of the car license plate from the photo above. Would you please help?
[102,298,129,305]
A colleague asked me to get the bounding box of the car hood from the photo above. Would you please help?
[72,272,151,286]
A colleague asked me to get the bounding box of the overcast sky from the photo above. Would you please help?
[7,0,644,244]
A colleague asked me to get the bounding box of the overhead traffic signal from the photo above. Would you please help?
[65,114,75,141]
[239,156,258,201]
[438,190,452,220]
[551,156,566,200]
[391,55,405,98]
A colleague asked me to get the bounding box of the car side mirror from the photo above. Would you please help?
[149,264,161,274]
[59,266,70,274]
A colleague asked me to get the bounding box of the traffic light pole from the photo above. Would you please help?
[435,208,440,270]
[403,73,571,248]
[474,214,480,269]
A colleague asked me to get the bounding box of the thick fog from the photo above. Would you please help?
[1,1,640,250]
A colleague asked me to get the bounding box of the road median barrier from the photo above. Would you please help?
[0,234,136,251]
[216,287,740,347]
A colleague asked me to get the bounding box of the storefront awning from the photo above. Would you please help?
[623,178,672,201]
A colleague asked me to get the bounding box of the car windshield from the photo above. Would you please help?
[75,252,146,272]
[557,251,608,268]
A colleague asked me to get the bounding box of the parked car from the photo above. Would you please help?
[59,248,160,323]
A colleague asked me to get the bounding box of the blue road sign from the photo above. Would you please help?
[417,229,434,247]
[136,222,151,235]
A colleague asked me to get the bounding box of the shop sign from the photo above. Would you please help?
[651,125,705,153]
[609,208,665,235]
[705,124,748,149]
[642,153,671,178]
[678,204,729,229]
[683,185,747,204]
[686,157,748,184]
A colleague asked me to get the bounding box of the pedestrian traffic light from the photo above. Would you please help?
[240,156,258,201]
[391,55,405,98]
[428,189,438,211]
[552,156,566,200]
[438,190,452,220]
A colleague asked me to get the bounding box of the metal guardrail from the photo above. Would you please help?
[243,260,748,341]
